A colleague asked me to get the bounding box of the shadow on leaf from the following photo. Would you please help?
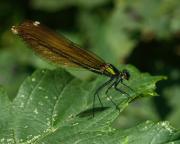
[77,107,110,118]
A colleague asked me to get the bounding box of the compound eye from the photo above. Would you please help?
[122,69,130,80]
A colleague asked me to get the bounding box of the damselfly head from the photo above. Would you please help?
[121,69,130,80]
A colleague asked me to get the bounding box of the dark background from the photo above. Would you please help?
[0,0,179,128]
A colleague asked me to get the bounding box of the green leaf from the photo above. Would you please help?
[0,66,179,144]
[113,98,160,129]
[0,87,14,143]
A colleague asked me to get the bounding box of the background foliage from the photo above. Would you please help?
[0,0,180,140]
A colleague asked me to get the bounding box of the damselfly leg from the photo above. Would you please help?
[93,78,114,116]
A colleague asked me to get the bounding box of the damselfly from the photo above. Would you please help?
[11,20,133,116]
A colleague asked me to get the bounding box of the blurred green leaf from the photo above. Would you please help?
[171,8,180,32]
[105,8,136,62]
[117,0,180,39]
[0,50,29,99]
[78,11,136,64]
[78,12,115,63]
[165,85,180,129]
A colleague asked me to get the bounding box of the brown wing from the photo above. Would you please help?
[11,20,106,73]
